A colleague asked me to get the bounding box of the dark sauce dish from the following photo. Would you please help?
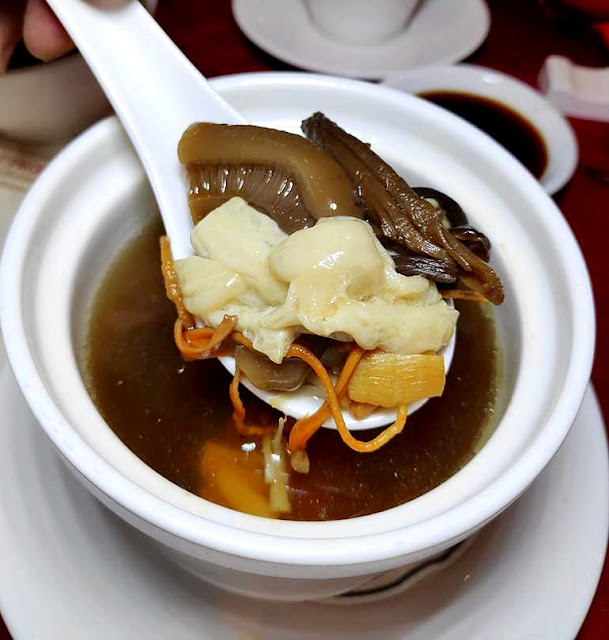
[418,91,548,181]
[382,63,578,194]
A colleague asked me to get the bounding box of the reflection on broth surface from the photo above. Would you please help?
[84,219,501,521]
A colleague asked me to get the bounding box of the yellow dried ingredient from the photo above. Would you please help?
[199,441,277,518]
[348,352,445,407]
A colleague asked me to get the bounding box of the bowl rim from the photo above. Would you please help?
[381,62,579,196]
[0,71,596,568]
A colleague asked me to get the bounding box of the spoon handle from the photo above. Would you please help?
[45,0,245,259]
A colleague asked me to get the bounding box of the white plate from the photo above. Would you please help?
[231,0,490,79]
[382,64,578,195]
[0,365,606,639]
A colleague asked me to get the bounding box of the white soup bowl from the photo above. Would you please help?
[0,72,595,600]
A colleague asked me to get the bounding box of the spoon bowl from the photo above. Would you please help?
[220,315,455,430]
[46,0,455,429]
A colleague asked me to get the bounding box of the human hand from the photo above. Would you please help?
[0,0,74,72]
[0,0,129,73]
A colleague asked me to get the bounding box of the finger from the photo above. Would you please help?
[0,1,24,73]
[88,0,130,7]
[23,0,74,62]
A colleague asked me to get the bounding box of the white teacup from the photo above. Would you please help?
[305,0,423,45]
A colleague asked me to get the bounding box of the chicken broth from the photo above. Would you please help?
[84,219,501,521]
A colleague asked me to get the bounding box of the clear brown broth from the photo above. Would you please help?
[83,219,500,521]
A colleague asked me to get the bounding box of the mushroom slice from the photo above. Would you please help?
[301,112,504,304]
[234,336,329,392]
[391,252,459,283]
[412,188,491,261]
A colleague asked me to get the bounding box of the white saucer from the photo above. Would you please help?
[231,0,490,79]
[0,363,606,638]
[382,64,578,195]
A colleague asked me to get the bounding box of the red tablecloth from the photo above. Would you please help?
[1,0,607,637]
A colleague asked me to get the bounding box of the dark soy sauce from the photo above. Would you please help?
[419,91,548,180]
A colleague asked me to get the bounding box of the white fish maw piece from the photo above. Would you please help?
[174,256,246,316]
[189,197,287,306]
[271,216,435,301]
[268,216,457,354]
[268,292,457,355]
[178,202,458,363]
[205,307,297,364]
[270,216,386,297]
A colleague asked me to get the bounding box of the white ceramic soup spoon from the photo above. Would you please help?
[45,0,454,430]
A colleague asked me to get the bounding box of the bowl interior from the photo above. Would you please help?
[0,73,594,565]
